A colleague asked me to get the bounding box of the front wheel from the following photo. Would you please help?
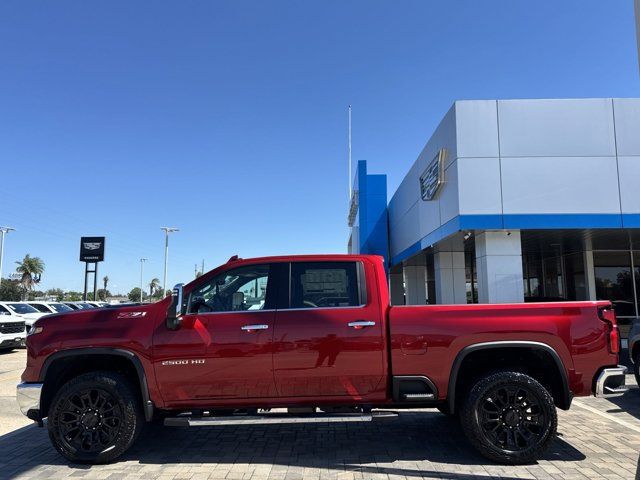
[460,371,557,465]
[48,372,143,464]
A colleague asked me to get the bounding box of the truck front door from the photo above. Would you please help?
[273,261,386,401]
[153,262,281,404]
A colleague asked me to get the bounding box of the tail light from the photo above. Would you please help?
[598,307,620,354]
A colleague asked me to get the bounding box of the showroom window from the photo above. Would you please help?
[594,252,637,318]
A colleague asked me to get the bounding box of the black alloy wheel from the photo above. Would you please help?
[460,371,557,464]
[48,372,143,464]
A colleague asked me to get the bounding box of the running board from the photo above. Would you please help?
[164,411,397,427]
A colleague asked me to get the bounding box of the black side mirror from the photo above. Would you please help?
[166,283,184,330]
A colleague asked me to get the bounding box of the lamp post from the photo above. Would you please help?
[160,227,179,296]
[139,258,147,303]
[0,226,16,284]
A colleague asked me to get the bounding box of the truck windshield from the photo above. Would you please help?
[7,303,39,314]
[51,303,73,313]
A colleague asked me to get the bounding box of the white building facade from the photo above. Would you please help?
[349,98,640,337]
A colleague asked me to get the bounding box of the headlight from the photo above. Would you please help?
[27,326,43,336]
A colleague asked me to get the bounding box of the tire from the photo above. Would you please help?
[47,371,144,464]
[634,352,640,388]
[460,371,557,465]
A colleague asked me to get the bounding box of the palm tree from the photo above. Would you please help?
[15,255,45,299]
[149,278,160,298]
[103,275,109,292]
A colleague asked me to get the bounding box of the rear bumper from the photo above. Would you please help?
[595,366,628,398]
[16,382,43,420]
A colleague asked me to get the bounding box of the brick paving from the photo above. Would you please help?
[0,375,639,480]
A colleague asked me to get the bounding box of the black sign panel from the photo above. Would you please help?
[80,237,105,262]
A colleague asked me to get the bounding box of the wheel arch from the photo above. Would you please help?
[447,341,571,414]
[40,347,154,421]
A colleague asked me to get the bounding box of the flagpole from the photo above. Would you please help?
[348,105,352,200]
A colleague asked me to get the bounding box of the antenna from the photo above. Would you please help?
[348,105,352,200]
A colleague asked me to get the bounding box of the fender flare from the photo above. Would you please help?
[40,347,154,421]
[447,341,571,414]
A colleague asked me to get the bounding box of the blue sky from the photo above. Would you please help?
[1,1,639,294]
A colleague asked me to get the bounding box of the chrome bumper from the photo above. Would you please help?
[595,366,628,398]
[16,382,43,417]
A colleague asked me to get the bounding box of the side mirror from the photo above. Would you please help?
[166,283,184,330]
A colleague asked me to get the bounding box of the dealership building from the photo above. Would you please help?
[348,98,640,336]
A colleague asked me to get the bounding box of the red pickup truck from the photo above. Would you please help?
[18,254,627,465]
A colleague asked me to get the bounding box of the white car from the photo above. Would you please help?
[0,302,47,328]
[26,301,74,314]
[0,306,27,351]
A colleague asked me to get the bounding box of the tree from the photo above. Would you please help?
[0,279,22,301]
[103,276,109,293]
[97,289,111,301]
[27,290,45,301]
[128,287,147,303]
[65,291,83,301]
[15,254,45,299]
[149,278,160,299]
[46,288,65,301]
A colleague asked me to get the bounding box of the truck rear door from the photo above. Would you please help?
[272,260,386,400]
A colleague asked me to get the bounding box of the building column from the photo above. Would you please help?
[434,237,467,304]
[475,231,524,304]
[584,249,597,301]
[403,256,427,305]
[389,270,405,305]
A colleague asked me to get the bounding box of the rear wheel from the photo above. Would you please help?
[48,372,143,464]
[633,352,640,388]
[460,371,557,465]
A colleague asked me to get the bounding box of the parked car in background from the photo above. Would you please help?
[62,302,96,310]
[85,301,109,308]
[629,319,640,386]
[0,312,26,351]
[0,302,47,328]
[26,302,74,314]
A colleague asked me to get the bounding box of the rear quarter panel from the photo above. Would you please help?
[389,301,617,399]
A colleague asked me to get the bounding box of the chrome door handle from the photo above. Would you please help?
[348,321,376,329]
[241,324,269,331]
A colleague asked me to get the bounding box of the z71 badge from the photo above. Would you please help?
[117,311,147,319]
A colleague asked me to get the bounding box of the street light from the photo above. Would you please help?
[139,258,147,303]
[160,227,179,296]
[0,226,16,284]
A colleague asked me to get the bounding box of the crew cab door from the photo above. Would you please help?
[152,262,281,403]
[273,260,386,400]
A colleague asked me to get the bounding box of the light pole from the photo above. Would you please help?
[0,227,16,284]
[139,258,147,303]
[161,227,179,296]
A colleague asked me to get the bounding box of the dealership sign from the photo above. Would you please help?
[79,236,105,262]
[420,148,447,201]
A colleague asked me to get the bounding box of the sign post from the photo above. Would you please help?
[80,237,105,301]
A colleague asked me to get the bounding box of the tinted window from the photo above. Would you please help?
[189,264,274,314]
[51,303,73,313]
[0,305,9,315]
[291,262,362,308]
[7,303,39,314]
[29,304,51,313]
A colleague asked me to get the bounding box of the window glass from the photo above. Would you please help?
[7,303,39,314]
[291,262,361,308]
[29,304,51,313]
[189,264,272,314]
[51,303,73,313]
[0,305,9,315]
[594,252,636,317]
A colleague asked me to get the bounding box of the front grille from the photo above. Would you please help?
[0,322,26,334]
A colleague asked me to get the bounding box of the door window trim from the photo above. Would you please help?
[284,260,368,311]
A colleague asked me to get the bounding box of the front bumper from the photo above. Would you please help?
[16,382,43,419]
[595,366,628,398]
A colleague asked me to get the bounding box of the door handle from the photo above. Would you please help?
[348,320,376,329]
[241,324,269,332]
